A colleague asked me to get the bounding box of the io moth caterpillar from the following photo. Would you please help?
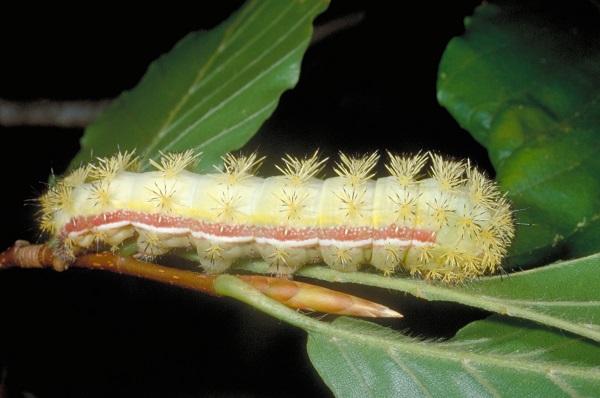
[37,150,514,282]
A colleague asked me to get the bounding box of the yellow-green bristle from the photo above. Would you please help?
[430,153,466,192]
[385,151,428,187]
[147,182,178,214]
[210,187,242,222]
[218,152,265,184]
[276,150,328,185]
[89,150,138,181]
[62,165,90,187]
[150,149,201,178]
[334,151,379,186]
[87,180,112,209]
[276,188,310,221]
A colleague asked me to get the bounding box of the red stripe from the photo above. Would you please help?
[62,210,436,243]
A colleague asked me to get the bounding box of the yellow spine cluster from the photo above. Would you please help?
[149,149,200,178]
[275,150,328,186]
[218,152,265,185]
[37,149,515,282]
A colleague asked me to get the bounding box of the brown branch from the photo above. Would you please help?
[311,12,365,45]
[0,241,401,318]
[0,98,111,128]
[0,12,364,129]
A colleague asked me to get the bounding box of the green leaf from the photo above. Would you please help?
[214,275,600,398]
[308,317,600,398]
[69,0,329,173]
[238,252,600,342]
[437,2,600,266]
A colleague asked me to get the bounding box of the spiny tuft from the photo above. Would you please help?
[218,152,265,184]
[204,244,224,264]
[147,182,178,213]
[267,247,290,268]
[87,181,112,209]
[465,164,500,210]
[62,166,90,187]
[427,196,453,228]
[334,186,368,221]
[150,149,201,178]
[211,187,242,222]
[389,191,418,223]
[276,188,309,221]
[41,182,74,215]
[386,151,428,188]
[455,204,484,239]
[430,153,466,192]
[276,150,328,185]
[488,196,515,243]
[334,151,379,186]
[137,230,164,257]
[38,211,57,234]
[89,150,138,181]
[333,247,353,268]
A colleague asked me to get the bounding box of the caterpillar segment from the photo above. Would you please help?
[38,149,515,282]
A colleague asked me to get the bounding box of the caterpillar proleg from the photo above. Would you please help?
[38,150,514,282]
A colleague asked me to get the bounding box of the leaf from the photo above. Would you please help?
[437,1,600,266]
[238,252,600,342]
[214,275,600,398]
[69,0,329,173]
[308,317,600,398]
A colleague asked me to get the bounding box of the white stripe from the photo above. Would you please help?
[130,223,190,235]
[318,239,372,248]
[255,237,319,247]
[373,239,434,247]
[190,230,253,243]
[67,221,434,249]
[95,221,131,231]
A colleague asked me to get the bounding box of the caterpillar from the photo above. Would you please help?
[37,150,514,282]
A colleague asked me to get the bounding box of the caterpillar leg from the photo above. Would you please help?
[370,244,407,274]
[320,245,369,272]
[136,229,169,257]
[192,238,253,274]
[72,230,113,253]
[257,244,319,275]
[103,225,135,247]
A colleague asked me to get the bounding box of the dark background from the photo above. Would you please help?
[0,1,494,396]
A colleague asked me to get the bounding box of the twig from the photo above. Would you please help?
[0,241,401,318]
[0,12,364,128]
[311,12,365,45]
[0,98,111,128]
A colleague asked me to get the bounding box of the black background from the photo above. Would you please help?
[0,1,499,396]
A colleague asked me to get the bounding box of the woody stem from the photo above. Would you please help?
[0,241,401,318]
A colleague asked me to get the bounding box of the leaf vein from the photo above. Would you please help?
[151,4,319,158]
[192,99,277,153]
[461,360,502,398]
[547,372,581,398]
[387,349,433,398]
[143,0,259,158]
[332,339,376,398]
[189,1,296,95]
[157,41,306,155]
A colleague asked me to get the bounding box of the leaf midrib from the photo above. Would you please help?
[149,1,297,155]
[236,253,600,342]
[141,0,259,161]
[216,275,600,382]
